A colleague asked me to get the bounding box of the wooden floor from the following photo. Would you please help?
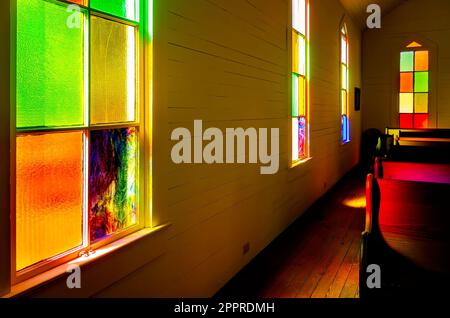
[217,168,366,298]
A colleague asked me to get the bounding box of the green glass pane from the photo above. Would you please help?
[17,0,85,129]
[91,0,139,22]
[414,72,429,92]
[400,51,414,72]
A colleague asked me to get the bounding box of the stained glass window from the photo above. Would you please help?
[340,25,350,143]
[15,0,148,275]
[399,42,429,128]
[292,0,309,162]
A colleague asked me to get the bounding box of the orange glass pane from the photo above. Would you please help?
[341,90,347,115]
[16,132,84,271]
[415,51,429,71]
[407,41,422,48]
[400,72,413,93]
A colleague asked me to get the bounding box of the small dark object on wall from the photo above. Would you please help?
[355,87,361,111]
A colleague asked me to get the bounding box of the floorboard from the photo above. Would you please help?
[216,168,366,299]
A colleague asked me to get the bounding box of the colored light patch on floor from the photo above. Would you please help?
[16,132,84,271]
[89,128,137,242]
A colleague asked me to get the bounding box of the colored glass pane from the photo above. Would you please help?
[16,132,84,271]
[407,41,422,48]
[400,114,413,128]
[399,93,414,113]
[292,75,299,117]
[298,76,306,116]
[414,72,429,92]
[414,93,429,113]
[17,0,85,129]
[341,64,348,90]
[292,118,299,161]
[91,16,136,124]
[292,31,299,74]
[415,51,429,71]
[292,0,306,35]
[400,72,413,93]
[341,90,347,115]
[400,51,414,72]
[89,128,137,242]
[298,36,306,76]
[68,0,86,4]
[90,0,139,22]
[341,36,348,64]
[414,114,429,129]
[342,115,349,143]
[298,116,306,158]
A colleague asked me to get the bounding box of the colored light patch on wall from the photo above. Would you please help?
[91,16,136,125]
[400,72,413,92]
[414,93,429,113]
[414,51,429,71]
[400,51,414,72]
[16,132,84,271]
[399,93,414,113]
[91,0,139,22]
[89,128,137,242]
[17,0,85,129]
[414,72,429,92]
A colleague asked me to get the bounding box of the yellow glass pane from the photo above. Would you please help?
[91,16,136,124]
[414,93,429,113]
[341,90,347,115]
[399,93,414,113]
[292,31,299,73]
[16,132,84,271]
[298,76,306,116]
[415,51,429,71]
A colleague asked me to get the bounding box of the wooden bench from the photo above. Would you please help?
[384,128,450,163]
[361,173,450,299]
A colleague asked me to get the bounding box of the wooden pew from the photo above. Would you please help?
[385,128,450,163]
[375,158,450,184]
[361,174,450,299]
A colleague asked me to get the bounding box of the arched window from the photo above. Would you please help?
[340,24,350,143]
[291,0,310,163]
[399,41,429,128]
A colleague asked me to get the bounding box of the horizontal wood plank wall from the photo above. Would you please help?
[362,0,450,130]
[28,0,362,297]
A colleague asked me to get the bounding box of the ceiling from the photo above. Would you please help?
[340,0,408,29]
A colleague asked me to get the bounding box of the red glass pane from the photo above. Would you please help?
[414,114,429,129]
[400,114,413,128]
